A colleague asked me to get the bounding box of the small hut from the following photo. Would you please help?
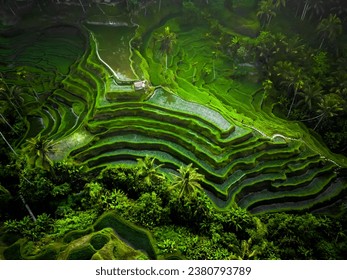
[133,80,148,91]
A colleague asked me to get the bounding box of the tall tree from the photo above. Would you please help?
[314,93,344,130]
[0,78,23,119]
[171,163,205,198]
[317,14,342,49]
[296,83,323,112]
[257,0,277,27]
[273,0,286,9]
[136,155,165,186]
[23,135,55,170]
[158,26,177,70]
[273,61,305,117]
[310,0,325,20]
[300,0,311,21]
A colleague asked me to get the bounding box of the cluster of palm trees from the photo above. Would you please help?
[257,0,346,23]
[256,0,286,27]
[136,155,205,199]
[270,59,344,129]
[256,0,344,49]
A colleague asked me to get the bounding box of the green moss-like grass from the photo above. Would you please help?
[94,211,157,259]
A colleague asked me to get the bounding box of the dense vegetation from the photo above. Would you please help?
[0,0,347,260]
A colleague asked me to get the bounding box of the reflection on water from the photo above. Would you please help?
[148,88,232,131]
[85,24,136,80]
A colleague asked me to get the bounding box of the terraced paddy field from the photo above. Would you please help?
[1,5,346,217]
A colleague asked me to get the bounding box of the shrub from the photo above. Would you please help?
[4,213,53,241]
[98,166,140,198]
[53,210,98,239]
[131,192,170,228]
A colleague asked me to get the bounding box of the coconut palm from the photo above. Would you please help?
[23,135,55,170]
[0,81,23,119]
[314,93,344,130]
[157,26,177,70]
[274,61,305,117]
[136,155,165,186]
[310,0,325,20]
[296,83,323,112]
[273,0,286,9]
[171,163,205,198]
[300,0,312,21]
[257,0,277,27]
[317,14,342,49]
[286,73,305,118]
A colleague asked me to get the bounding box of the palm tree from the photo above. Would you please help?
[274,62,305,117]
[286,73,305,118]
[23,135,55,170]
[157,26,177,70]
[273,0,286,9]
[136,155,165,186]
[309,0,325,20]
[257,0,277,27]
[171,163,205,198]
[0,80,23,119]
[314,93,344,130]
[296,83,323,112]
[300,0,312,21]
[317,14,342,49]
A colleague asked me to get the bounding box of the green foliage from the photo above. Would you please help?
[51,182,71,197]
[63,228,94,244]
[94,211,157,259]
[212,207,255,240]
[4,213,53,241]
[18,167,52,206]
[136,156,165,187]
[169,191,215,232]
[98,166,140,198]
[52,210,98,239]
[171,163,205,198]
[52,161,87,189]
[263,213,344,259]
[317,14,342,48]
[130,192,170,228]
[22,136,54,170]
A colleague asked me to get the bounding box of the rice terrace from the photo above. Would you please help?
[1,0,347,260]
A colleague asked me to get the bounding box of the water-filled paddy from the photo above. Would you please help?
[86,24,137,80]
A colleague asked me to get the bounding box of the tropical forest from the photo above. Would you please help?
[1,0,347,260]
